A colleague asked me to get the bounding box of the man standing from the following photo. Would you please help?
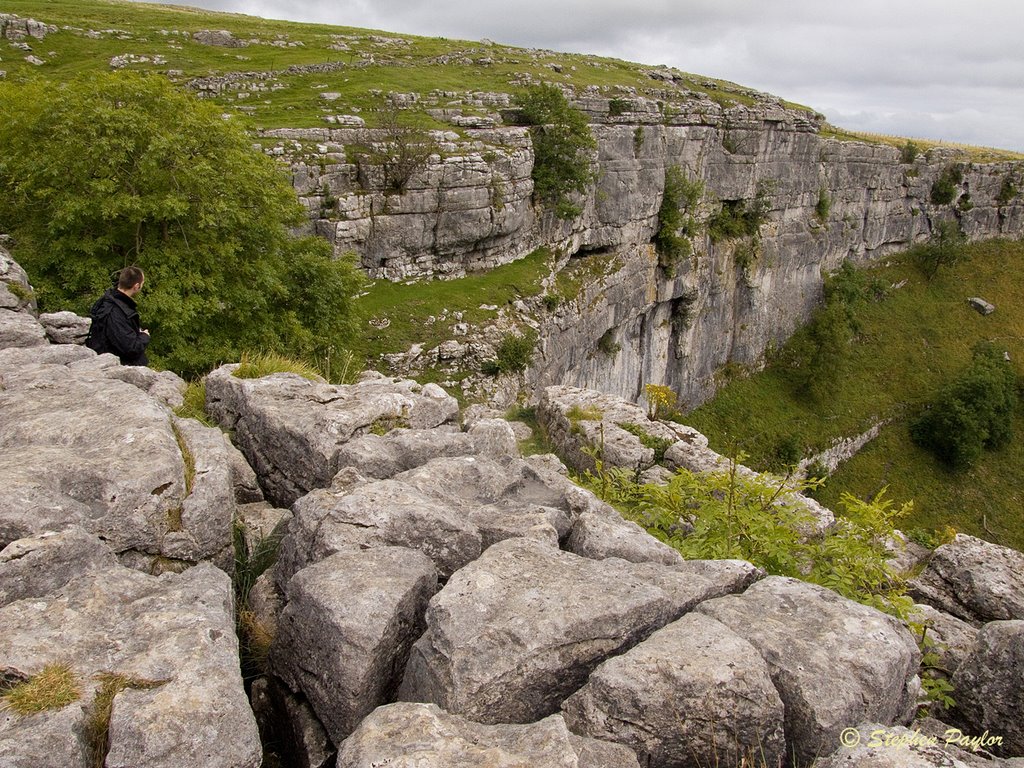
[85,266,151,366]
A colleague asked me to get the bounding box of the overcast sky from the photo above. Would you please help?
[139,0,1024,152]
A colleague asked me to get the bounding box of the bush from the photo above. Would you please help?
[900,141,920,164]
[996,175,1019,207]
[580,461,911,615]
[514,84,596,218]
[930,164,964,205]
[815,187,831,223]
[0,72,364,377]
[911,343,1019,470]
[483,329,537,375]
[708,181,772,243]
[655,166,703,275]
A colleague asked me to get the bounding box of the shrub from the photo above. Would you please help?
[997,175,1019,207]
[708,181,772,243]
[580,460,911,615]
[900,141,920,164]
[483,329,537,375]
[608,98,631,117]
[597,328,621,356]
[655,166,703,275]
[815,187,831,223]
[911,343,1018,470]
[930,164,964,205]
[644,383,678,420]
[514,84,596,218]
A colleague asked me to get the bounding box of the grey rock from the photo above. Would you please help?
[0,702,91,768]
[278,454,581,583]
[271,547,437,745]
[909,603,979,673]
[39,311,90,345]
[204,366,460,506]
[967,297,995,315]
[697,576,921,766]
[0,307,46,348]
[0,559,261,768]
[223,432,265,503]
[399,537,753,724]
[332,419,517,480]
[563,612,786,768]
[0,526,116,607]
[0,354,234,568]
[566,509,684,565]
[335,703,641,768]
[193,28,246,46]
[909,534,1024,624]
[950,620,1024,757]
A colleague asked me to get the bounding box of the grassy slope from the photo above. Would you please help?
[1,0,793,132]
[684,239,1024,550]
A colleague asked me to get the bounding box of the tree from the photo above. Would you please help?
[0,72,363,377]
[911,343,1019,470]
[514,84,596,218]
[914,220,966,281]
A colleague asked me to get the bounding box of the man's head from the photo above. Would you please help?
[117,266,145,296]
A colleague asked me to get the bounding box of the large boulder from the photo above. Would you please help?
[399,537,755,724]
[270,547,437,745]
[0,533,261,768]
[335,702,641,768]
[204,366,460,506]
[909,534,1024,625]
[0,527,116,607]
[562,612,787,768]
[950,620,1024,757]
[696,576,921,766]
[0,347,234,570]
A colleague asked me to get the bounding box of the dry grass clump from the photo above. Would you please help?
[0,662,81,715]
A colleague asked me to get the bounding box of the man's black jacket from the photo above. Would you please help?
[85,289,150,366]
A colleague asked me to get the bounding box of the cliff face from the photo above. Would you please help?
[273,99,1024,407]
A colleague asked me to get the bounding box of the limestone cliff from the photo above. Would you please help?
[272,97,1024,408]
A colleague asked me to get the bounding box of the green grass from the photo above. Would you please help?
[350,246,552,366]
[0,0,811,137]
[684,239,1024,551]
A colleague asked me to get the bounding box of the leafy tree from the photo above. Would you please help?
[514,84,596,218]
[913,220,966,281]
[911,342,1019,470]
[0,72,363,377]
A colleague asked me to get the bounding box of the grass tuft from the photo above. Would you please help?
[0,663,80,715]
[232,350,323,381]
[84,673,168,768]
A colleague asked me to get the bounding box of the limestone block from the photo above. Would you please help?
[562,612,786,768]
[909,534,1024,624]
[335,703,640,768]
[271,547,437,745]
[399,537,753,724]
[696,576,921,766]
[0,556,261,768]
[951,620,1024,757]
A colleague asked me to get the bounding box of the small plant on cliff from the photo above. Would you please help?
[900,140,920,164]
[930,164,964,205]
[655,166,703,276]
[514,84,596,218]
[482,329,537,375]
[707,180,773,243]
[815,187,832,223]
[353,101,438,194]
[0,71,364,378]
[996,174,1020,207]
